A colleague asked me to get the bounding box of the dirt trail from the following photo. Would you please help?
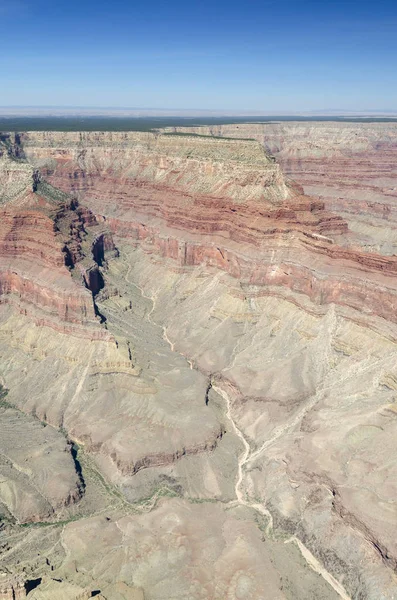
[212,381,351,600]
[285,537,352,600]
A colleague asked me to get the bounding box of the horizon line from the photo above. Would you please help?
[0,106,397,117]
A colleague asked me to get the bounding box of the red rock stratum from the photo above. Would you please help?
[0,127,397,600]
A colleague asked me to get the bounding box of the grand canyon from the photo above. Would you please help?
[0,122,397,600]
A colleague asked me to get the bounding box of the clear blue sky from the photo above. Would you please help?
[1,0,396,111]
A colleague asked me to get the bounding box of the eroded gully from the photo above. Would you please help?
[126,270,351,600]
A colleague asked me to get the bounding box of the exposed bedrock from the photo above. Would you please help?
[1,129,397,598]
[20,130,347,235]
[0,220,98,335]
[0,575,26,600]
[0,154,38,206]
[16,130,397,326]
[0,151,115,338]
[117,247,397,599]
[167,122,397,254]
[0,403,82,524]
[0,150,229,495]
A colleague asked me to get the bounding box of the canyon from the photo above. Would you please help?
[168,122,397,254]
[0,124,397,599]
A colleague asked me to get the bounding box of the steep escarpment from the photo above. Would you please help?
[0,150,113,337]
[167,122,397,254]
[0,575,26,600]
[1,128,397,599]
[0,213,99,335]
[20,130,346,235]
[18,131,397,325]
[0,137,232,499]
[0,154,38,207]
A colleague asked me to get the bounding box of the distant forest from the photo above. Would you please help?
[0,115,396,132]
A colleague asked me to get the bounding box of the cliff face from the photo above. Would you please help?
[1,128,397,600]
[0,153,37,206]
[0,148,112,337]
[0,576,26,600]
[168,122,397,254]
[17,130,397,325]
[21,130,287,200]
[0,208,96,329]
[20,130,347,234]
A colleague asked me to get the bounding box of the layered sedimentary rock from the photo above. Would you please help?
[0,136,38,206]
[0,135,235,504]
[167,122,397,254]
[1,129,397,599]
[19,130,397,324]
[20,130,347,234]
[0,575,26,600]
[0,150,108,338]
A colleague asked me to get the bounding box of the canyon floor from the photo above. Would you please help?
[0,123,397,600]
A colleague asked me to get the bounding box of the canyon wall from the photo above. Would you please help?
[0,128,397,599]
[167,122,397,254]
[18,130,397,325]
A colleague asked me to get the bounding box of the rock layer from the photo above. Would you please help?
[18,131,397,326]
[0,128,397,599]
[0,150,113,338]
[168,122,397,254]
[0,402,81,523]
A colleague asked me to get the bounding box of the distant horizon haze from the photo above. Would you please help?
[0,106,397,118]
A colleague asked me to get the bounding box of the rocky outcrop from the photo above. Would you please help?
[0,575,26,599]
[0,402,83,524]
[0,208,103,336]
[0,147,113,338]
[0,154,37,206]
[19,130,347,236]
[167,122,397,254]
[20,130,287,199]
[112,423,226,476]
[16,130,397,328]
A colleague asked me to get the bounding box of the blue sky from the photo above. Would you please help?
[1,0,396,111]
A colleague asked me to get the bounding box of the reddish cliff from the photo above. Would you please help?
[0,151,111,338]
[167,122,397,254]
[17,130,397,325]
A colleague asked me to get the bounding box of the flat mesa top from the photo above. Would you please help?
[3,130,274,165]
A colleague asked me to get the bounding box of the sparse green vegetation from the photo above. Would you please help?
[254,513,271,535]
[161,131,257,142]
[36,180,70,204]
[188,497,219,504]
[19,515,82,529]
[59,425,68,438]
[0,384,13,409]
